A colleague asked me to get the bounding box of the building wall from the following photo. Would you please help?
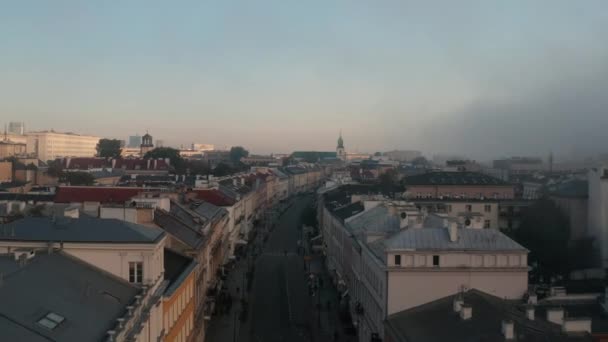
[407,185,515,200]
[0,142,27,158]
[26,132,99,162]
[164,272,196,342]
[588,167,608,267]
[0,161,11,182]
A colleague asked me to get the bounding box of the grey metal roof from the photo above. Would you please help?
[191,201,226,222]
[345,205,400,236]
[0,252,139,342]
[164,248,197,296]
[154,210,205,249]
[386,289,590,342]
[0,216,164,243]
[382,227,526,252]
[404,171,509,186]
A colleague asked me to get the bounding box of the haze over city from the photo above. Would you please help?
[2,1,607,159]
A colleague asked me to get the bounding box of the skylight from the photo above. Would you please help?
[37,312,65,330]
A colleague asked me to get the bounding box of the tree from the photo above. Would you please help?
[144,147,186,173]
[46,160,64,178]
[96,139,122,158]
[187,160,211,175]
[509,198,570,278]
[411,156,429,167]
[230,146,249,164]
[378,169,397,186]
[213,162,235,177]
[374,152,382,157]
[63,171,95,186]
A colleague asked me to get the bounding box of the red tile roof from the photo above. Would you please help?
[54,186,144,203]
[190,189,235,207]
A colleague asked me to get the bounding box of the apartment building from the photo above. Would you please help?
[320,186,528,342]
[0,215,167,341]
[403,171,515,200]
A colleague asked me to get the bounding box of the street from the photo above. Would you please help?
[248,195,314,342]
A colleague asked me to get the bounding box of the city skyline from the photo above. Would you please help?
[2,1,607,158]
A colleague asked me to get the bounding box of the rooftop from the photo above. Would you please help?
[164,248,197,296]
[403,171,509,186]
[154,210,205,249]
[0,252,139,342]
[386,289,591,342]
[54,186,151,204]
[0,216,164,243]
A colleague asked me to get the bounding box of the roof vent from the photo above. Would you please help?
[501,320,514,340]
[547,308,564,325]
[14,249,35,262]
[526,305,535,320]
[448,222,458,242]
[460,304,472,320]
[453,296,464,312]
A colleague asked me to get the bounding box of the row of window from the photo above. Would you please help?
[445,204,493,213]
[173,315,193,342]
[416,193,510,199]
[395,254,440,267]
[392,254,524,268]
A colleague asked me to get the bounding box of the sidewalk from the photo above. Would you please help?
[303,226,357,342]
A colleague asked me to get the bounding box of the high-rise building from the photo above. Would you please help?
[128,134,142,148]
[8,122,25,135]
[26,131,100,161]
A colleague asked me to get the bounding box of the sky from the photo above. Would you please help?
[1,1,607,160]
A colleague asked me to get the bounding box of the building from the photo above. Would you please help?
[0,215,167,342]
[443,159,482,172]
[493,156,546,176]
[588,166,608,267]
[0,140,27,158]
[384,150,422,162]
[0,161,11,182]
[0,252,143,342]
[192,143,214,152]
[140,133,154,156]
[319,186,528,342]
[163,249,197,342]
[8,121,25,135]
[548,179,589,241]
[26,131,100,162]
[240,155,279,166]
[385,289,593,342]
[156,139,165,148]
[403,171,515,200]
[202,150,231,167]
[411,198,499,229]
[129,134,142,148]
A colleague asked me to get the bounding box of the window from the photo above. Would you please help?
[446,204,452,212]
[465,205,472,212]
[484,205,492,212]
[394,255,401,266]
[433,255,440,267]
[129,262,143,283]
[37,312,65,330]
[484,220,491,229]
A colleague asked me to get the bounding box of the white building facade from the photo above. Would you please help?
[26,131,100,161]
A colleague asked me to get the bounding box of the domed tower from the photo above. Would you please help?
[140,132,154,155]
[337,131,346,161]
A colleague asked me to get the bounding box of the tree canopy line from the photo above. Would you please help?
[94,138,251,176]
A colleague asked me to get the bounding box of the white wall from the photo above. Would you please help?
[387,270,527,314]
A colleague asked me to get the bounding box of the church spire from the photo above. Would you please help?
[337,130,344,149]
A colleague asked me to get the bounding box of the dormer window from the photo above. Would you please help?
[394,255,401,266]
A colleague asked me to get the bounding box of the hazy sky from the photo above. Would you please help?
[1,1,607,159]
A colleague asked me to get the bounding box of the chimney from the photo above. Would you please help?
[116,318,125,329]
[453,296,464,313]
[460,304,472,320]
[528,293,538,305]
[562,318,592,334]
[106,330,116,342]
[448,222,458,242]
[547,308,564,325]
[501,320,514,340]
[526,305,535,320]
